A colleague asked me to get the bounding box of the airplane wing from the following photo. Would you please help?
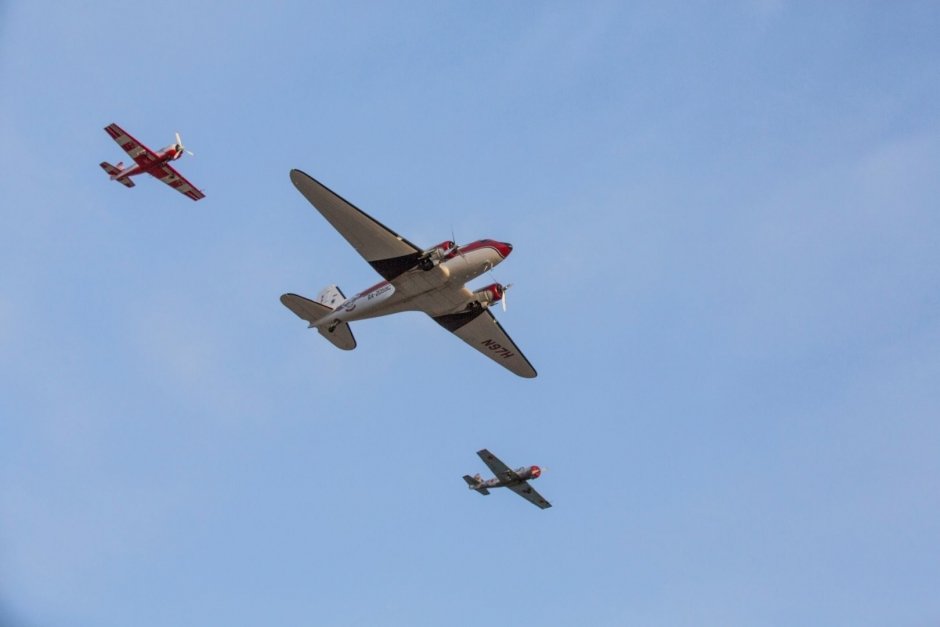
[290,169,424,281]
[152,163,205,201]
[477,449,517,482]
[507,481,552,509]
[433,308,537,378]
[104,123,161,168]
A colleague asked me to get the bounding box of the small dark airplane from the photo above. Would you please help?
[464,449,551,509]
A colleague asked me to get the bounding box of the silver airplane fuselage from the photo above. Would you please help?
[315,241,511,329]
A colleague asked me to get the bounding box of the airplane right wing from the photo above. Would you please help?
[507,481,552,509]
[104,123,161,168]
[477,449,516,482]
[152,163,205,201]
[432,308,537,378]
[290,169,424,281]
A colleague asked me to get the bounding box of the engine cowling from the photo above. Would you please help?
[528,465,542,479]
[419,240,456,270]
[471,283,505,308]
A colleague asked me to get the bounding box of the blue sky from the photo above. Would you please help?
[2,2,939,626]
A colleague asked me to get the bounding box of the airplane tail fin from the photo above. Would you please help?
[316,284,346,309]
[463,474,490,495]
[280,292,357,351]
[99,161,134,187]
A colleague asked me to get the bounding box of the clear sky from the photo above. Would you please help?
[2,2,939,626]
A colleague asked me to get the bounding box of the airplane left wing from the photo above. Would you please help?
[152,164,205,201]
[477,449,516,482]
[290,169,423,281]
[104,123,161,168]
[433,309,537,378]
[508,481,552,509]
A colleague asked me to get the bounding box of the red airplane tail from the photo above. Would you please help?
[99,161,135,188]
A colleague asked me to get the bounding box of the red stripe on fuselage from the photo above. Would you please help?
[444,239,512,260]
[357,280,390,297]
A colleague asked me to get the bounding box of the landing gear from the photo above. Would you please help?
[419,257,435,271]
[328,319,341,332]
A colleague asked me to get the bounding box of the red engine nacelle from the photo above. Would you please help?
[529,465,542,479]
[472,283,505,307]
[419,240,457,270]
[431,240,455,254]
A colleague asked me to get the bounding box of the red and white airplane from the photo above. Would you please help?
[281,169,537,378]
[99,123,205,201]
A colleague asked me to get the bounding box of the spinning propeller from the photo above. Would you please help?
[449,229,464,260]
[174,132,195,157]
[500,283,513,312]
[487,265,514,312]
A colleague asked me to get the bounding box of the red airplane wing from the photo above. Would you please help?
[104,123,161,168]
[151,163,205,201]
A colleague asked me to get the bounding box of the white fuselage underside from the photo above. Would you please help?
[318,246,504,327]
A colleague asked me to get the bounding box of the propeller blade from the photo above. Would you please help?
[450,229,464,259]
[501,283,512,312]
[173,132,194,157]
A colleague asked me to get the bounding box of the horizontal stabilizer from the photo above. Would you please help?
[281,292,331,325]
[100,162,135,187]
[318,320,356,350]
[281,293,356,350]
[463,474,490,495]
[99,161,120,176]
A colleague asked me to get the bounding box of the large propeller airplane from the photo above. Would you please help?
[99,123,205,201]
[464,449,551,509]
[281,169,537,378]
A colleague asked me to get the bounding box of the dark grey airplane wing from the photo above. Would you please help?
[508,481,552,509]
[477,449,516,482]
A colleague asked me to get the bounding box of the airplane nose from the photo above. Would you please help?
[501,242,513,257]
